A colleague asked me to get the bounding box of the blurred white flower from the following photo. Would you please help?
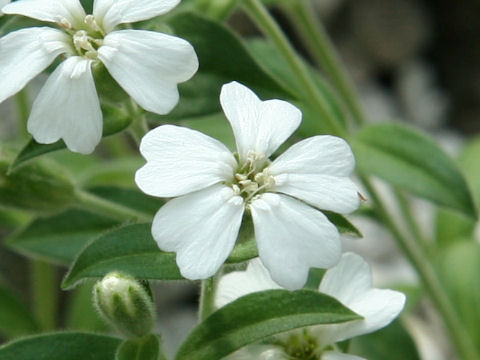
[0,0,10,14]
[1,0,198,153]
[135,81,359,289]
[218,253,406,360]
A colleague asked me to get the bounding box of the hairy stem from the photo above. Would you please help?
[199,278,216,322]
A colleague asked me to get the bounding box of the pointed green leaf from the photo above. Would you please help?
[0,332,121,360]
[62,224,183,289]
[352,123,477,218]
[6,187,160,265]
[6,209,118,265]
[175,289,361,360]
[324,211,362,238]
[152,12,295,122]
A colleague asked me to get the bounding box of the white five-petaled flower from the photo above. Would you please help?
[1,0,198,154]
[216,253,406,360]
[135,81,360,289]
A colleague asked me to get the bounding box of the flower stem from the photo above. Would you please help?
[282,0,367,127]
[15,88,30,137]
[199,278,216,322]
[242,0,346,138]
[74,189,152,223]
[31,261,57,331]
[361,175,479,360]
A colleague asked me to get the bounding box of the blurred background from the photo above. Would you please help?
[1,0,479,359]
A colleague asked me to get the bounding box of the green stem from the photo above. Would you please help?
[75,189,152,223]
[393,189,432,255]
[242,0,346,137]
[15,88,30,137]
[31,261,57,331]
[127,101,150,146]
[361,175,479,360]
[283,0,367,127]
[198,278,216,322]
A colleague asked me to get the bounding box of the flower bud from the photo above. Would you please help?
[93,272,155,338]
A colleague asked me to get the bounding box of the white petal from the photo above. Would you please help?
[319,253,372,305]
[27,56,103,154]
[250,193,341,290]
[94,0,179,32]
[268,136,359,214]
[269,136,356,176]
[224,345,288,360]
[135,125,236,198]
[215,258,282,308]
[2,0,85,27]
[98,29,198,115]
[0,27,71,103]
[316,253,406,343]
[332,288,406,341]
[220,82,301,163]
[271,173,359,214]
[322,351,366,360]
[151,184,244,280]
[0,0,10,14]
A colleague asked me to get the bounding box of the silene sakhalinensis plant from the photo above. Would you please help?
[0,1,479,360]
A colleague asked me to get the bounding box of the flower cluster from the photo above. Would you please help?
[217,253,406,360]
[1,0,198,153]
[136,81,360,290]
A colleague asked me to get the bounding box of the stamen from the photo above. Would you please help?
[84,15,105,35]
[56,16,72,30]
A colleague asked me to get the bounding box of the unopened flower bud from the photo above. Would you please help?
[93,272,155,338]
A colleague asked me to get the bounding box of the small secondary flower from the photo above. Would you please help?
[1,0,198,153]
[135,81,359,289]
[216,253,406,360]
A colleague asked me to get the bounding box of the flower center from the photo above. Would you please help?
[57,15,105,59]
[230,151,275,204]
[281,331,321,360]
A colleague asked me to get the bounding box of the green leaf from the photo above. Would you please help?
[6,186,160,265]
[352,123,477,218]
[0,154,76,213]
[324,211,362,238]
[158,12,294,122]
[62,224,183,289]
[0,332,121,360]
[435,208,475,248]
[6,209,118,265]
[116,335,165,360]
[0,283,38,338]
[9,103,132,170]
[458,135,480,208]
[437,241,480,347]
[175,289,361,360]
[349,320,420,360]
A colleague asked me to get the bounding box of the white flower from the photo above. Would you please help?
[217,253,406,360]
[1,0,198,154]
[0,0,10,15]
[135,81,359,289]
